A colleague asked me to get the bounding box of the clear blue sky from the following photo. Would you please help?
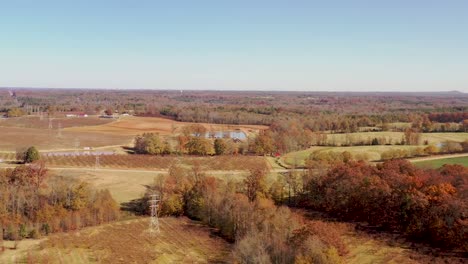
[1,0,467,92]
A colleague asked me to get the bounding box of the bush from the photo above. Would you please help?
[24,146,40,163]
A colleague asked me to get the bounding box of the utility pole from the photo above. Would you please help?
[148,193,160,235]
[74,138,80,153]
[57,122,62,137]
[95,155,100,170]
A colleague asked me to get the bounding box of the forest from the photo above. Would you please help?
[122,159,466,263]
[0,162,119,247]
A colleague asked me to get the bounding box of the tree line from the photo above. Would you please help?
[271,159,467,250]
[0,162,119,248]
[128,164,348,264]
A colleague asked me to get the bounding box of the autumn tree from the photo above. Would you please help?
[134,133,168,155]
[404,128,421,145]
[251,130,274,155]
[185,137,213,155]
[214,138,227,155]
[6,107,25,117]
[244,167,268,202]
[104,107,114,116]
[24,146,40,163]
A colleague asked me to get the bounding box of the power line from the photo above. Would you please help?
[57,122,62,137]
[95,155,100,170]
[148,193,160,235]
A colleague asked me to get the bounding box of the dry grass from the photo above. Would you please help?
[50,169,157,204]
[0,116,113,129]
[0,116,266,151]
[6,217,232,264]
[0,126,133,151]
[326,131,468,146]
[282,145,419,166]
[30,155,267,172]
[66,116,267,136]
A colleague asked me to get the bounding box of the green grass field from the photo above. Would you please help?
[325,132,468,146]
[282,145,419,167]
[413,157,468,169]
[281,131,468,167]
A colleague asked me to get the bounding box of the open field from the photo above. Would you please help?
[281,145,419,167]
[51,169,157,203]
[0,126,133,151]
[1,217,232,264]
[66,116,267,137]
[0,116,266,151]
[281,131,468,167]
[3,211,454,264]
[0,116,113,129]
[50,167,250,204]
[325,131,468,146]
[413,156,468,169]
[0,154,267,171]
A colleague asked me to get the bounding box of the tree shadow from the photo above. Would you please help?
[120,198,146,215]
[120,184,154,215]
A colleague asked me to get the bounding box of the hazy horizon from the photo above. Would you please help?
[1,1,468,92]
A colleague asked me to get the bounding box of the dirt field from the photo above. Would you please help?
[0,116,113,129]
[1,217,232,264]
[66,116,267,136]
[0,126,133,151]
[0,116,266,151]
[51,169,158,203]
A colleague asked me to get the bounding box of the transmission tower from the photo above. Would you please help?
[57,122,62,137]
[48,117,53,129]
[74,138,80,152]
[148,193,161,235]
[95,155,100,170]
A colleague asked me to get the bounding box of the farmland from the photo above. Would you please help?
[0,115,113,129]
[0,126,133,151]
[280,131,468,167]
[281,145,418,167]
[413,156,468,168]
[0,115,265,151]
[0,89,467,263]
[66,116,267,137]
[323,131,468,146]
[0,153,268,172]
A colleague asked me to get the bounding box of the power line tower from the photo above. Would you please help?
[74,138,80,152]
[57,122,62,137]
[48,117,53,129]
[148,193,161,235]
[95,155,100,170]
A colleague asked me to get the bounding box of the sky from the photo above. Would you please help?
[0,0,467,92]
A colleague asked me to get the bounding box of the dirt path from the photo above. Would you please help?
[408,153,468,162]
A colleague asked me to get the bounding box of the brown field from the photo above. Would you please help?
[65,116,267,136]
[2,217,232,264]
[0,154,267,171]
[0,116,266,151]
[0,126,133,151]
[50,169,158,203]
[0,116,113,129]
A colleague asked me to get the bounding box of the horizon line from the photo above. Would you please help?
[0,86,466,94]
